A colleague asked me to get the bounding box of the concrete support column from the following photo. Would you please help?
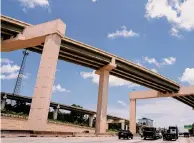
[95,70,110,134]
[126,125,128,130]
[106,123,109,130]
[89,114,94,127]
[53,105,60,120]
[130,99,136,134]
[28,34,62,131]
[1,95,7,110]
[121,122,125,130]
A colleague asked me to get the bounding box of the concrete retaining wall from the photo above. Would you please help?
[1,114,95,133]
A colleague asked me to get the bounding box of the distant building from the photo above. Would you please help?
[138,118,153,127]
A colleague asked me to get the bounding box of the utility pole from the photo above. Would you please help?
[13,49,29,96]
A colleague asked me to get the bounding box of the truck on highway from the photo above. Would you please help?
[142,127,161,140]
[162,126,178,141]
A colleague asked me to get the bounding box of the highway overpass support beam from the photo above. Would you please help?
[1,94,7,110]
[89,114,94,127]
[130,99,136,134]
[129,85,194,134]
[95,58,116,134]
[1,18,66,131]
[26,21,66,131]
[126,125,128,130]
[28,34,63,131]
[53,105,60,120]
[107,119,125,130]
[121,121,125,130]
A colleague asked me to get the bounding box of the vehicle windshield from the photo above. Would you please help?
[169,127,176,129]
[121,130,130,133]
[144,127,154,131]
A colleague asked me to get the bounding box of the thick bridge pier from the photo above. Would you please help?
[95,59,116,134]
[89,114,94,127]
[28,34,64,131]
[53,105,60,120]
[1,94,7,110]
[129,99,136,134]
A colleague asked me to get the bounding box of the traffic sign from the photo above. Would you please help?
[184,125,192,129]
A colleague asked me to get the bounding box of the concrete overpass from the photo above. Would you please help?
[1,15,182,134]
[1,15,180,93]
[129,86,194,134]
[1,92,129,129]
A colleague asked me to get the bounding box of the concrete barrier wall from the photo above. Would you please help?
[1,116,27,130]
[1,115,95,133]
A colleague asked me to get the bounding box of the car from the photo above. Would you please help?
[118,130,133,140]
[183,132,190,138]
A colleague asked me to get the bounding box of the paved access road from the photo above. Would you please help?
[2,137,194,143]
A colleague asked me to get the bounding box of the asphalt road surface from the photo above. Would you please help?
[2,137,194,143]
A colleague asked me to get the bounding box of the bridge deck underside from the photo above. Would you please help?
[173,95,194,108]
[1,15,180,94]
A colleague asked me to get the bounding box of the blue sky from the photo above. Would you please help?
[1,0,194,131]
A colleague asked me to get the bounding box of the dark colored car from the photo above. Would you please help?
[183,132,190,138]
[118,130,133,139]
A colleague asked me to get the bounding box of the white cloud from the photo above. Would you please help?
[137,98,194,132]
[162,57,176,65]
[53,84,71,93]
[108,26,139,39]
[0,64,20,74]
[144,56,160,67]
[0,72,28,80]
[92,0,98,3]
[0,58,29,80]
[107,98,194,132]
[170,27,182,38]
[17,0,50,8]
[0,58,13,64]
[143,56,176,67]
[80,70,140,88]
[117,100,126,107]
[151,68,158,73]
[179,68,194,85]
[145,0,194,37]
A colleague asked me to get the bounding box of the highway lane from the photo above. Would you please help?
[2,137,194,143]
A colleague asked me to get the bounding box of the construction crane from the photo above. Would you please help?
[13,49,29,96]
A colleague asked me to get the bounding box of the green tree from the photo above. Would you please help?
[70,104,87,125]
